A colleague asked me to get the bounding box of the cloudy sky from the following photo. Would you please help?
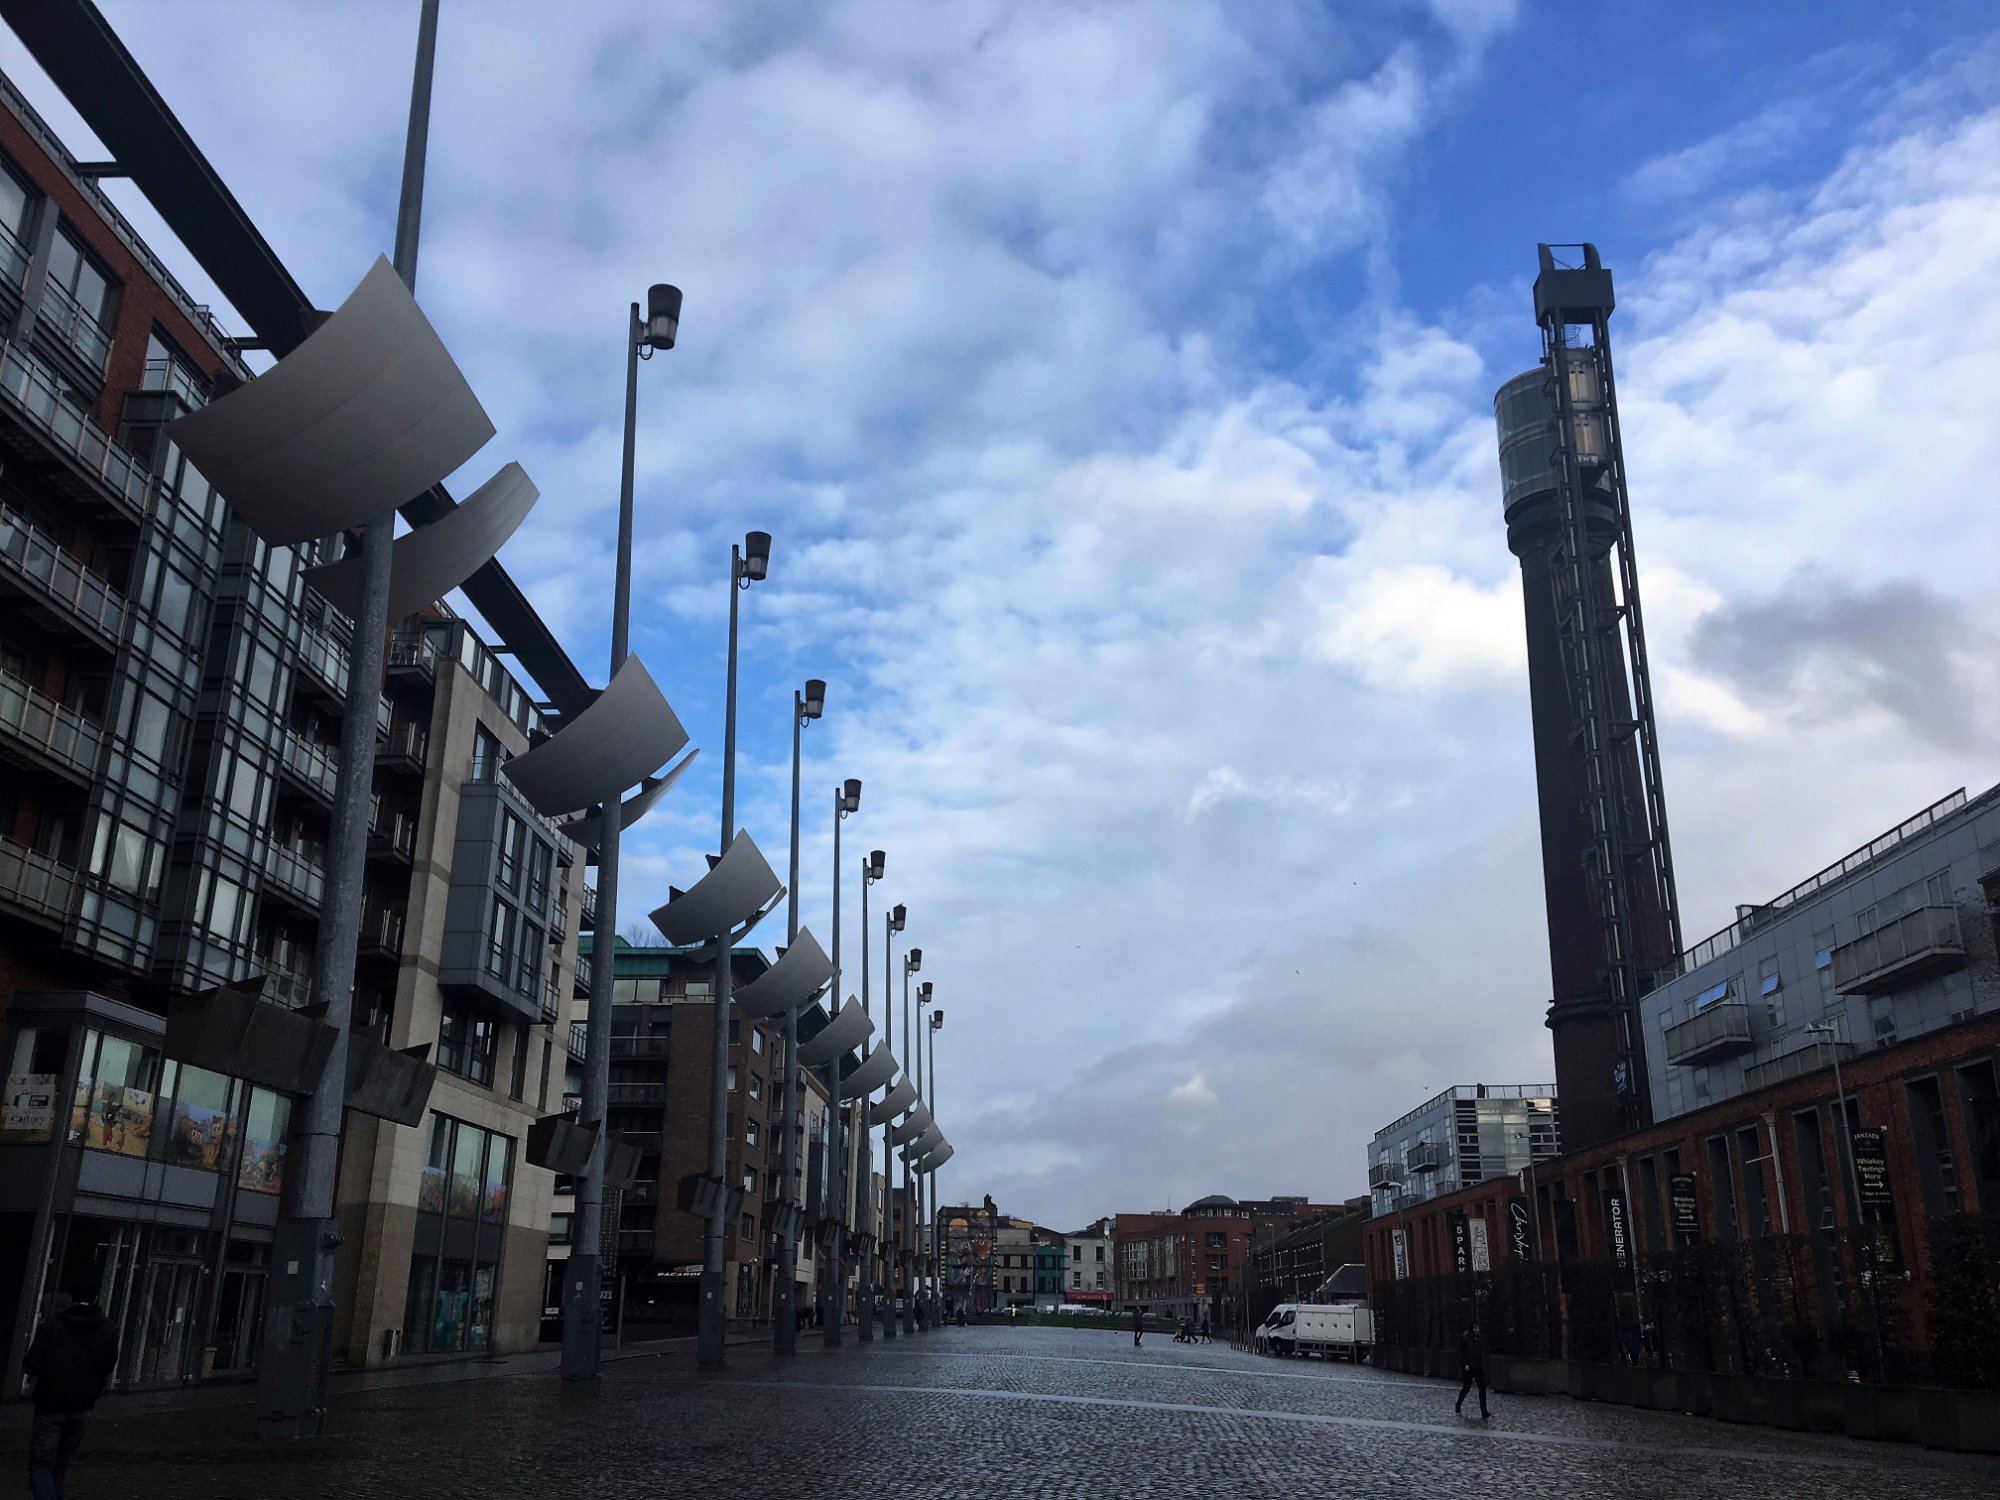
[11,0,1999,1229]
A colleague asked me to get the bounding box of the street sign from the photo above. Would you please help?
[1850,1127,1894,1212]
[1605,1192,1631,1267]
[1668,1173,1700,1245]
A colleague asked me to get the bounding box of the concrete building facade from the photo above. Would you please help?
[1367,1084,1560,1217]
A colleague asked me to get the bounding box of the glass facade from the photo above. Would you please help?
[405,1112,514,1355]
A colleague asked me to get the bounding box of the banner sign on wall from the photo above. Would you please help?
[1391,1228,1409,1280]
[1508,1198,1533,1262]
[1449,1211,1472,1276]
[1467,1216,1491,1273]
[1850,1127,1894,1212]
[1669,1173,1701,1245]
[1605,1191,1631,1267]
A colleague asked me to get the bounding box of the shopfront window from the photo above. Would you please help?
[406,1112,514,1355]
[71,1032,163,1158]
[163,1065,236,1170]
[237,1089,290,1194]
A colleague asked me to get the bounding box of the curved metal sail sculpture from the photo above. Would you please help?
[869,1074,918,1126]
[650,830,785,953]
[839,1045,898,1100]
[736,930,834,1021]
[796,995,873,1065]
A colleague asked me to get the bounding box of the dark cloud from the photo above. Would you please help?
[1692,572,1999,751]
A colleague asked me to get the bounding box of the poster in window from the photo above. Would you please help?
[238,1133,288,1194]
[418,1163,447,1214]
[80,1082,155,1157]
[166,1095,236,1170]
[2,1074,58,1141]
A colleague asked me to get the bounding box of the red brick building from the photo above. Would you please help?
[1115,1194,1345,1330]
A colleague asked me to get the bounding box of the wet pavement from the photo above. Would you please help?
[13,1324,1999,1498]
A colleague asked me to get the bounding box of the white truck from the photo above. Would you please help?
[1255,1303,1373,1359]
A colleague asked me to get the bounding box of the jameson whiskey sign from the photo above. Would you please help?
[1669,1173,1701,1245]
[1850,1127,1894,1212]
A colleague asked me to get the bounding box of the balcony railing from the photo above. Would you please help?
[263,841,326,907]
[580,885,598,929]
[0,221,28,293]
[1367,1160,1402,1190]
[0,837,80,924]
[1742,1038,1855,1093]
[610,1035,668,1059]
[139,355,206,411]
[296,627,349,698]
[258,963,316,1010]
[573,954,592,995]
[1663,998,1756,1067]
[380,722,428,771]
[615,1228,654,1253]
[542,978,561,1023]
[0,671,103,779]
[38,280,112,371]
[0,343,151,518]
[568,1022,588,1062]
[624,1180,659,1205]
[358,907,405,959]
[1832,905,1966,996]
[0,506,128,644]
[615,1130,664,1154]
[1405,1140,1445,1174]
[387,633,440,675]
[608,1082,667,1107]
[279,732,340,802]
[368,809,418,861]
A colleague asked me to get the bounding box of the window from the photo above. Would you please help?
[749,1073,763,1101]
[45,232,117,365]
[1906,1076,1960,1216]
[1960,1062,2000,1212]
[407,1113,513,1355]
[438,996,497,1087]
[472,726,505,780]
[497,812,525,893]
[238,1089,290,1193]
[743,1168,757,1194]
[509,1026,529,1101]
[1760,971,1784,1028]
[751,1028,764,1055]
[727,1066,738,1093]
[1695,979,1732,1010]
[1205,1232,1226,1249]
[740,1214,755,1239]
[745,1119,760,1147]
[549,1212,573,1246]
[1072,1245,1082,1262]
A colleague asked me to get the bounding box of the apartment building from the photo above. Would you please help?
[0,68,583,1393]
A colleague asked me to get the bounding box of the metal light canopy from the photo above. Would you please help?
[842,778,862,813]
[643,283,682,353]
[801,679,826,720]
[868,849,886,881]
[930,1007,943,1029]
[918,981,932,1003]
[741,530,772,583]
[890,903,906,933]
[907,947,922,973]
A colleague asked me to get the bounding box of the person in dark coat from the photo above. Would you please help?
[1454,1321,1489,1419]
[1131,1305,1144,1347]
[24,1285,120,1500]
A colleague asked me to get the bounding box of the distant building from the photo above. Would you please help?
[1060,1217,1114,1304]
[1367,1084,1560,1218]
[1246,1197,1370,1326]
[1113,1194,1346,1330]
[1032,1235,1066,1308]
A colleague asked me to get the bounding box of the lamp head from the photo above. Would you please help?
[908,947,923,972]
[868,849,886,881]
[890,903,907,932]
[802,679,826,720]
[931,1008,944,1029]
[742,530,772,582]
[918,981,932,1002]
[842,778,862,813]
[644,284,682,350]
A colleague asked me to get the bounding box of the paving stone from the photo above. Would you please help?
[26,1326,2000,1499]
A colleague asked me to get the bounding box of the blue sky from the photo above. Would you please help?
[8,0,1998,1228]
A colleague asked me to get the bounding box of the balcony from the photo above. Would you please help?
[608,1082,667,1107]
[262,841,326,910]
[0,222,28,294]
[379,722,428,775]
[610,1035,668,1060]
[624,1180,659,1205]
[615,1228,654,1254]
[295,627,349,702]
[615,1130,664,1154]
[367,809,417,864]
[572,953,592,998]
[0,343,151,521]
[0,837,79,928]
[542,978,561,1024]
[0,506,128,648]
[580,885,598,930]
[1832,905,1966,996]
[0,671,103,783]
[1663,998,1756,1067]
[38,280,112,372]
[1405,1140,1445,1174]
[277,732,339,805]
[357,907,405,962]
[258,962,316,1010]
[567,1021,588,1063]
[387,633,440,678]
[1367,1160,1402,1190]
[1743,1037,1855,1094]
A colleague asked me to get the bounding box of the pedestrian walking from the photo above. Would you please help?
[1454,1321,1490,1420]
[1199,1316,1211,1344]
[24,1284,119,1500]
[1132,1305,1144,1347]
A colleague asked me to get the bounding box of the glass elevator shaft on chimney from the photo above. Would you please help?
[1494,244,1682,1152]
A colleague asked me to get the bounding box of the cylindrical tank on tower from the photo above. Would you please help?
[1493,365,1616,559]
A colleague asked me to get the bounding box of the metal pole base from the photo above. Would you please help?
[697,1267,727,1367]
[774,1265,796,1356]
[559,1251,602,1382]
[254,1217,337,1439]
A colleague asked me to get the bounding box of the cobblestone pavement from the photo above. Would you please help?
[16,1326,2000,1499]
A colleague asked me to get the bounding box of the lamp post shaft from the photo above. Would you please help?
[928,1018,939,1325]
[772,698,805,1354]
[856,865,874,1339]
[902,961,915,1335]
[258,0,438,1436]
[882,910,898,1340]
[698,548,743,1368]
[820,792,845,1346]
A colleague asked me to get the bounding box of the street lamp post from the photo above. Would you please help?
[1805,1021,1867,1229]
[882,902,906,1338]
[902,947,922,1334]
[562,282,683,1384]
[773,679,824,1355]
[856,850,885,1339]
[699,531,770,1368]
[928,1003,943,1325]
[820,778,860,1347]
